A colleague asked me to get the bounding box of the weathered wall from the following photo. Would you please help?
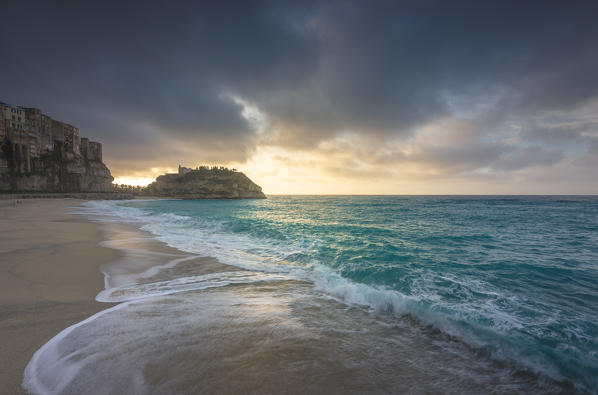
[80,138,103,162]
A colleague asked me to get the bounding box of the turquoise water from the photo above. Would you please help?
[112,195,598,391]
[23,195,596,393]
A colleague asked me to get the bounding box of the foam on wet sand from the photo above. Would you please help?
[0,199,200,394]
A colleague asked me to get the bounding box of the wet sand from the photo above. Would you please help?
[0,199,233,394]
[0,199,118,394]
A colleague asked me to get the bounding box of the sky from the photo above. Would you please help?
[1,0,597,194]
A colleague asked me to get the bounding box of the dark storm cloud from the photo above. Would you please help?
[255,1,598,134]
[0,0,319,161]
[1,0,597,172]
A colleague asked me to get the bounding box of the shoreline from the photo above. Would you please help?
[3,198,578,393]
[2,198,585,393]
[0,193,137,200]
[0,198,232,394]
[0,199,120,394]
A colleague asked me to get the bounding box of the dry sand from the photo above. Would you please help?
[0,199,119,394]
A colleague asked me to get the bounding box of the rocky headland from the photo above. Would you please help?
[146,166,266,199]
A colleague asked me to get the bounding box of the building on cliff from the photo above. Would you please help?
[0,101,101,173]
[148,165,266,199]
[0,101,114,192]
[178,165,192,175]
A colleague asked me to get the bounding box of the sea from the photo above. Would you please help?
[23,196,598,394]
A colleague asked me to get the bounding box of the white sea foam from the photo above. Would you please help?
[22,302,132,395]
[37,199,574,391]
[70,201,496,356]
[73,201,528,342]
[93,204,416,311]
[77,201,423,311]
[23,270,298,394]
[23,279,564,394]
[97,270,295,302]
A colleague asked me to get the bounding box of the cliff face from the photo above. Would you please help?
[61,158,114,192]
[148,168,266,199]
[0,142,114,193]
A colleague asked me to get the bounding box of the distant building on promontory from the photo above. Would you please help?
[0,101,114,192]
[147,165,266,199]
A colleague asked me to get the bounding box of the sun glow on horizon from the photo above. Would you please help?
[113,176,156,187]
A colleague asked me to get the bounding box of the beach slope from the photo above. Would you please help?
[0,199,118,394]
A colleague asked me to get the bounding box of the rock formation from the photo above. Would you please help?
[147,166,266,199]
[0,140,114,192]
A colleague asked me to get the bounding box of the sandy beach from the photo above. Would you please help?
[0,199,119,394]
[0,198,234,394]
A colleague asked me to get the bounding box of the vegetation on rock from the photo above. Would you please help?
[146,166,266,199]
